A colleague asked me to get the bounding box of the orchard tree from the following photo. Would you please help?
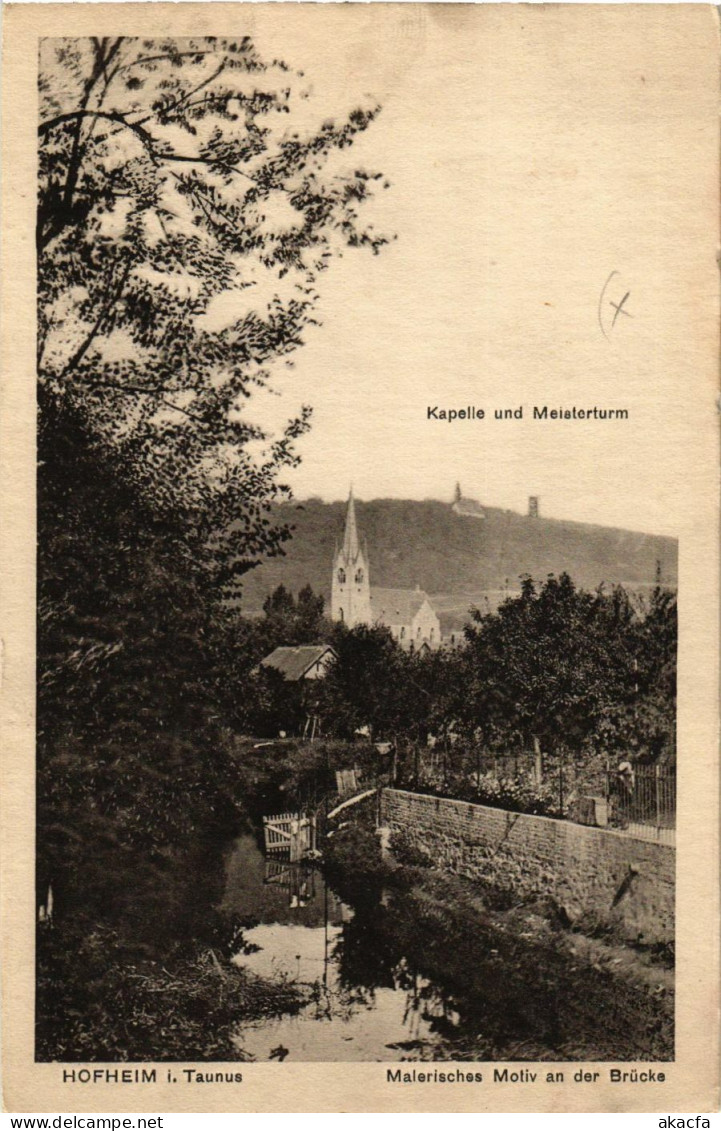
[411,644,469,739]
[596,586,677,763]
[319,624,409,740]
[261,583,328,644]
[460,574,641,757]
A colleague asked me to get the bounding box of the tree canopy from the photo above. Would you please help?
[254,575,676,763]
[460,574,676,761]
[38,35,391,583]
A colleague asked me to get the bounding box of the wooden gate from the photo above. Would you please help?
[262,811,317,862]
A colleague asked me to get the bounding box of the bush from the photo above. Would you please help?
[413,771,564,820]
[388,828,432,868]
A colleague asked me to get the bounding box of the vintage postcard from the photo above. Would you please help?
[1,2,719,1115]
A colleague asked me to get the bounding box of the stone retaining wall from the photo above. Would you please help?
[380,789,675,944]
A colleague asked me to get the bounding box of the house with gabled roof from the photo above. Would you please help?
[255,644,337,739]
[259,644,337,682]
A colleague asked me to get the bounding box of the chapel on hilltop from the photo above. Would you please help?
[331,491,441,650]
[451,481,485,519]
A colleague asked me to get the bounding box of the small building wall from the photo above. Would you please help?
[410,599,441,646]
[380,789,675,944]
[304,651,335,679]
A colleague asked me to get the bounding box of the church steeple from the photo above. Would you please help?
[341,487,361,562]
[331,489,372,627]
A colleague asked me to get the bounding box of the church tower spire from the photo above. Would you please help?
[341,486,361,562]
[331,489,372,627]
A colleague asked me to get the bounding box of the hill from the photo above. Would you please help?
[236,498,678,615]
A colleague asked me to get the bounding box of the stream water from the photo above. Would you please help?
[220,833,672,1063]
[222,835,454,1062]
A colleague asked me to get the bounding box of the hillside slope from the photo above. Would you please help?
[237,498,678,614]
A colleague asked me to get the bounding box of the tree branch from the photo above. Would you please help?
[39,109,156,147]
[83,381,210,424]
[116,50,219,74]
[59,259,132,378]
[134,59,227,127]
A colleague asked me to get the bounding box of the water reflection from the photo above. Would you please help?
[222,835,447,1061]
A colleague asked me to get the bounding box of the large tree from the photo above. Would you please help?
[317,624,425,741]
[36,37,389,936]
[38,35,390,739]
[38,35,390,587]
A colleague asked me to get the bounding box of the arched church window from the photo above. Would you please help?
[417,626,421,637]
[337,569,346,584]
[355,569,364,584]
[400,626,405,640]
[430,628,434,641]
[338,607,344,622]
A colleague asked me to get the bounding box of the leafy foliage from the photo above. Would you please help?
[204,583,332,735]
[38,33,389,890]
[316,623,420,740]
[36,36,390,1060]
[261,583,328,643]
[228,512,677,768]
[39,36,391,590]
[460,574,676,762]
[237,575,676,767]
[413,771,565,819]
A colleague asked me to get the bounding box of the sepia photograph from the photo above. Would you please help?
[35,26,678,1067]
[2,1,718,1113]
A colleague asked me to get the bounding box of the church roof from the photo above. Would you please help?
[259,644,336,682]
[371,587,432,626]
[436,591,522,633]
[437,610,471,636]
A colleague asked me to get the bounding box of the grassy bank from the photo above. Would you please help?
[36,923,309,1062]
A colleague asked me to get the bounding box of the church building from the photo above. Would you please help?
[331,491,441,650]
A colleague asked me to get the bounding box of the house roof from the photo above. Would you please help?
[371,587,432,626]
[436,591,522,634]
[259,644,336,682]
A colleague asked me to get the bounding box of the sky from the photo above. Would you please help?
[238,6,716,536]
